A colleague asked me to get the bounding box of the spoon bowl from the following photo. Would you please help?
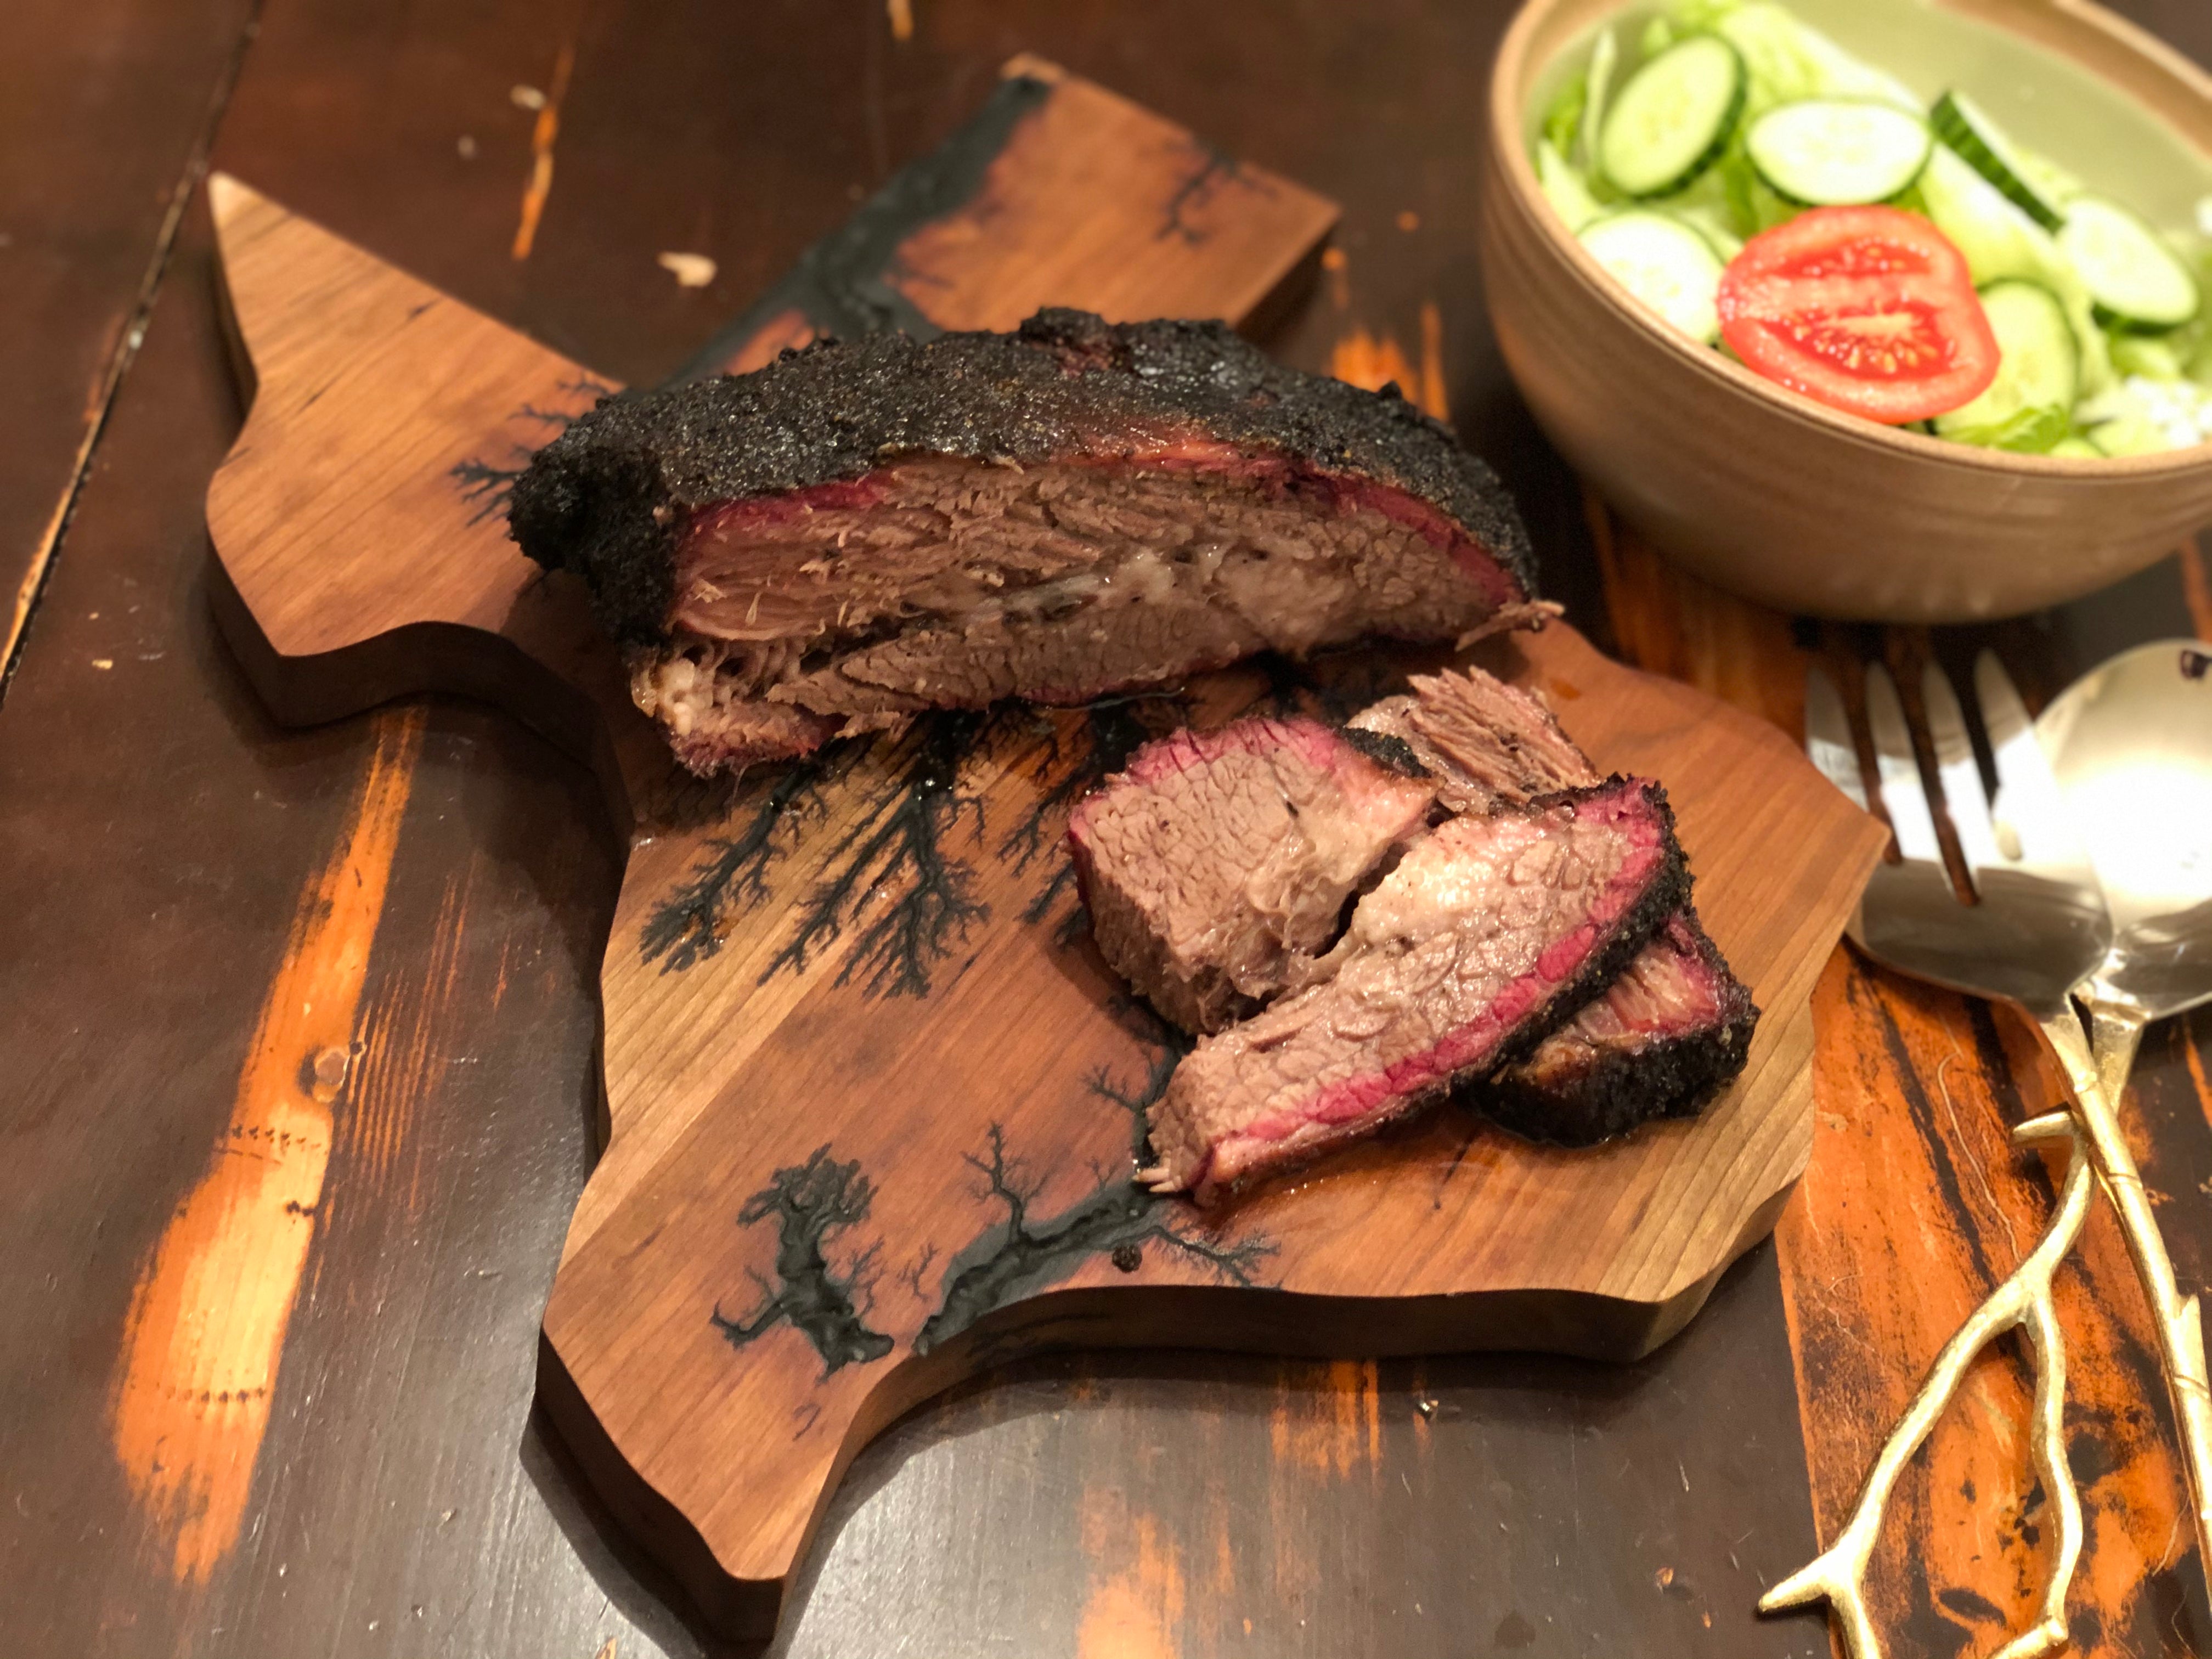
[2037,639,2212,1023]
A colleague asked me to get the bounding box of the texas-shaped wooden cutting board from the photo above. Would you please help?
[201,58,1886,1643]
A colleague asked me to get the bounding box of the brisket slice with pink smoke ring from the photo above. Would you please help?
[507,308,1537,776]
[1142,777,1688,1204]
[1068,718,1437,1034]
[1351,666,1759,1145]
[1480,911,1758,1145]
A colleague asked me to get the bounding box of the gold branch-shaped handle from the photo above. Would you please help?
[1760,1110,2094,1659]
[2052,1008,2212,1586]
[1768,1002,2212,1659]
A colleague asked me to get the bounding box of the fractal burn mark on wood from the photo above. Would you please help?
[507,308,1538,777]
[710,1144,895,1379]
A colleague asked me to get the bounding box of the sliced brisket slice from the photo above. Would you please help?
[1482,911,1758,1146]
[509,308,1537,775]
[1143,777,1688,1204]
[1068,718,1436,1033]
[1355,665,1759,1144]
[1350,665,1594,813]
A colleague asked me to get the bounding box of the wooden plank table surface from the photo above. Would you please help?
[2,2,2209,1656]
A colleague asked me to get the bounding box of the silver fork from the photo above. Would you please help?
[1767,651,2211,1659]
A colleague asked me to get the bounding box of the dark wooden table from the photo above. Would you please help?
[5,2,2211,1655]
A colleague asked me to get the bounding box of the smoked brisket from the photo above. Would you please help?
[1068,719,1436,1033]
[508,309,1538,775]
[1480,911,1757,1145]
[1079,663,1758,1198]
[1353,668,1758,1146]
[1142,777,1689,1203]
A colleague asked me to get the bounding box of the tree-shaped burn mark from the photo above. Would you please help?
[759,712,991,999]
[913,1018,1276,1354]
[710,1143,894,1379]
[449,376,617,526]
[640,752,837,973]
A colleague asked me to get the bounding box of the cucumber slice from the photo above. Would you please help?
[1934,279,2080,437]
[2058,196,2202,332]
[1746,99,1932,206]
[1578,210,1725,343]
[2049,435,2103,458]
[1598,36,1746,200]
[1931,91,2064,232]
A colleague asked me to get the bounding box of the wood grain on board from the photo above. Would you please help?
[541,620,1876,1637]
[199,70,1880,1639]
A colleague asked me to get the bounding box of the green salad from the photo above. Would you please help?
[1535,0,2212,454]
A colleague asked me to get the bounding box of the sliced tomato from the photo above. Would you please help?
[1717,205,1998,424]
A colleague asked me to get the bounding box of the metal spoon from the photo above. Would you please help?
[2036,639,2212,1102]
[2035,638,2212,1613]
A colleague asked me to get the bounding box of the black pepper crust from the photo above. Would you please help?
[1476,911,1759,1148]
[506,308,1538,647]
[1337,725,1430,780]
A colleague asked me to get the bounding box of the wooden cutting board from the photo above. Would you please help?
[201,60,1887,1643]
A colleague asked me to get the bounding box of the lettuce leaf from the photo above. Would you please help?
[2109,332,2187,382]
[1670,0,1917,115]
[1937,404,2072,454]
[1582,27,1620,176]
[2076,376,2212,452]
[1542,72,1587,158]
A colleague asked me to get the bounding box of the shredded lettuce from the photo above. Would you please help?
[1672,0,1917,115]
[1541,72,1587,159]
[2078,376,2212,451]
[1582,27,1620,176]
[2109,333,2187,382]
[1649,155,1751,255]
[1936,404,2073,454]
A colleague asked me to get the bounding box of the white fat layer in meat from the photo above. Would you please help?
[630,636,806,737]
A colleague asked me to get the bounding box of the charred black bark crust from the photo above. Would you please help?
[1474,907,1759,1147]
[1337,724,1429,779]
[1479,1004,1756,1146]
[507,308,1537,646]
